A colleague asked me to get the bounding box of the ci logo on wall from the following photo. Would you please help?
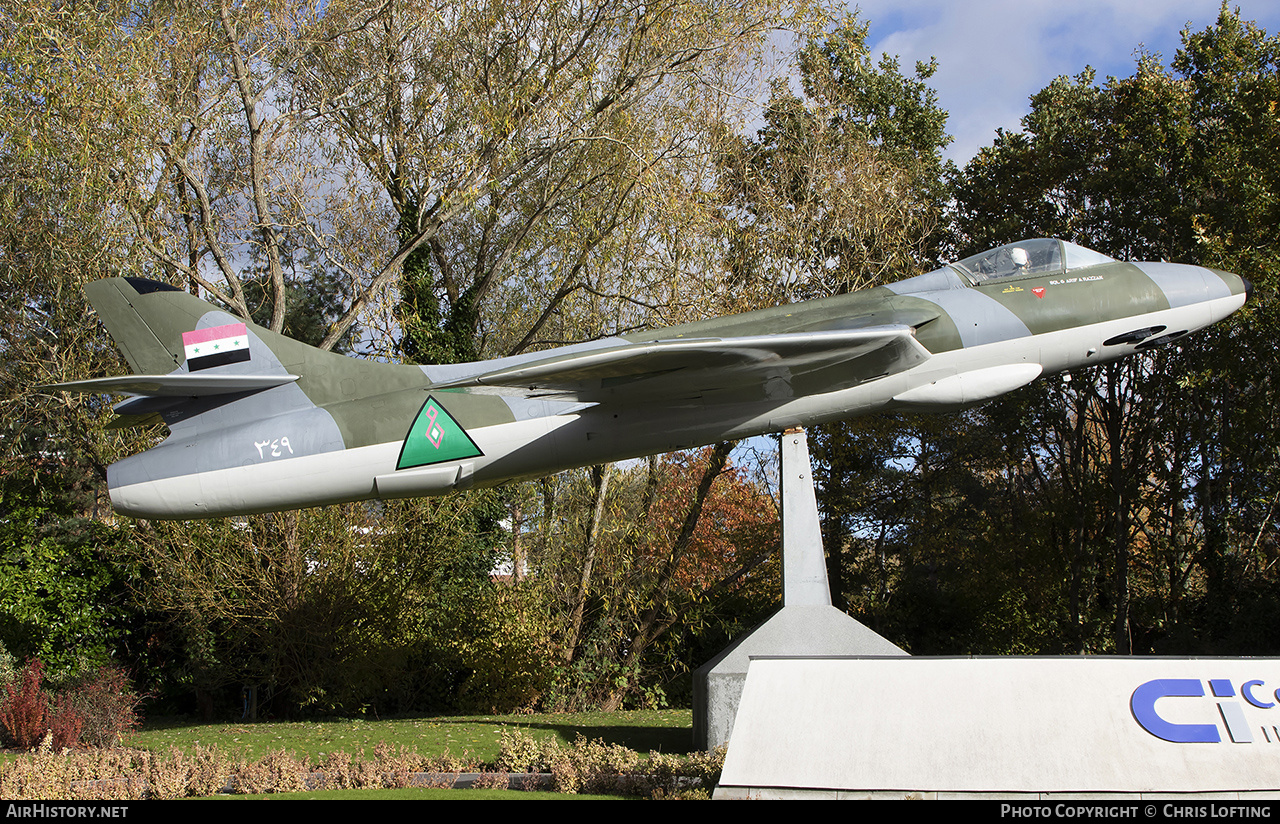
[1132,678,1280,743]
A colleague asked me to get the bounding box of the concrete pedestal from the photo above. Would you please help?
[715,657,1280,799]
[692,429,905,750]
[696,432,1280,800]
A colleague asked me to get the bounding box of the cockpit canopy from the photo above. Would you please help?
[951,239,1116,284]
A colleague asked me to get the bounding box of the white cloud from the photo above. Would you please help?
[846,0,1280,162]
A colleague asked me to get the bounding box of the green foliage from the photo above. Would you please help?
[14,0,1280,719]
[526,449,779,711]
[953,62,1194,259]
[0,4,156,686]
[242,266,356,353]
[797,16,951,178]
[0,473,144,675]
[385,491,556,713]
[954,4,1280,277]
[1,0,808,718]
[729,14,962,651]
[910,3,1280,655]
[815,410,1043,653]
[397,212,482,365]
[121,450,773,718]
[130,490,558,718]
[719,13,953,301]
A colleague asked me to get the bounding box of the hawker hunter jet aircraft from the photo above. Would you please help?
[48,239,1250,519]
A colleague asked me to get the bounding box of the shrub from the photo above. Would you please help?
[471,771,510,790]
[493,727,726,797]
[47,694,85,751]
[0,660,49,750]
[317,750,354,790]
[150,745,241,798]
[0,660,143,751]
[422,747,473,774]
[64,665,142,747]
[0,728,725,800]
[561,735,643,795]
[494,728,554,773]
[644,746,726,798]
[229,749,308,795]
[369,740,442,789]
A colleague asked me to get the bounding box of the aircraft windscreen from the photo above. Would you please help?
[951,239,1063,283]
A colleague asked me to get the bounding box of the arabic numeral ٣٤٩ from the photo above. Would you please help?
[253,437,294,459]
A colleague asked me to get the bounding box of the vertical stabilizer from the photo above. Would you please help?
[84,278,194,374]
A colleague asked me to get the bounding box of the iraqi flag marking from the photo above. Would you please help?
[182,323,251,371]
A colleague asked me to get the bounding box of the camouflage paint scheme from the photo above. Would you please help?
[48,239,1250,519]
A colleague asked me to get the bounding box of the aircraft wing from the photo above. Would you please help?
[431,326,931,401]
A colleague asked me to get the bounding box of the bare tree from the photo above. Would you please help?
[51,0,817,357]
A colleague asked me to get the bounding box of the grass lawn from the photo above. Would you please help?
[208,788,633,800]
[0,711,703,799]
[123,709,696,765]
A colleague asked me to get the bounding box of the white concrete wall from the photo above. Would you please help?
[719,657,1280,796]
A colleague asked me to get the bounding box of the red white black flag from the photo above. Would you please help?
[182,323,251,371]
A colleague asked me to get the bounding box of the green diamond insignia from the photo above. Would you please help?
[396,396,483,470]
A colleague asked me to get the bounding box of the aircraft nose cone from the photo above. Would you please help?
[1210,268,1251,300]
[1135,262,1243,308]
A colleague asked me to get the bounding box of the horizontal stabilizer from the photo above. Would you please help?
[43,373,299,397]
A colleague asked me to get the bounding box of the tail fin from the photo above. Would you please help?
[85,277,193,374]
[83,277,331,378]
[47,277,427,425]
[80,276,365,380]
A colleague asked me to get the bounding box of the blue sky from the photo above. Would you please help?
[847,1,1280,163]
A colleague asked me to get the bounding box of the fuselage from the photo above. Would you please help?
[100,239,1250,518]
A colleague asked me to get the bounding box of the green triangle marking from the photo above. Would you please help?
[396,396,484,470]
